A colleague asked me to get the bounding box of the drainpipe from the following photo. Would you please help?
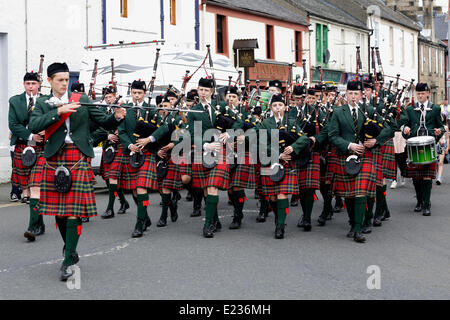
[160,0,165,40]
[102,0,107,44]
[25,0,28,71]
[195,0,200,50]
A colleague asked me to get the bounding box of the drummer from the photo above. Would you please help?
[401,83,445,216]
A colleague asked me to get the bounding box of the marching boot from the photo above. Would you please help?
[60,265,74,282]
[362,197,375,234]
[132,218,145,238]
[256,197,269,223]
[24,198,40,242]
[117,201,130,215]
[422,180,432,216]
[191,188,203,217]
[413,179,424,212]
[101,208,115,219]
[203,195,219,238]
[35,214,45,236]
[103,184,119,219]
[229,190,245,230]
[157,193,170,227]
[353,197,367,243]
[299,190,314,232]
[274,199,289,239]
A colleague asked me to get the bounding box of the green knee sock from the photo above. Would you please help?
[413,179,423,204]
[136,194,149,229]
[28,198,40,230]
[354,197,367,233]
[345,198,355,227]
[232,190,246,220]
[301,189,315,223]
[277,198,289,227]
[64,219,82,266]
[364,197,375,225]
[422,180,432,207]
[107,184,118,210]
[55,217,67,243]
[160,193,171,220]
[205,195,219,227]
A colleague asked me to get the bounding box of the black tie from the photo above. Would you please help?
[28,97,34,114]
[421,104,425,111]
[352,108,358,129]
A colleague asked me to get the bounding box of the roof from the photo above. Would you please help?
[351,0,422,31]
[206,0,309,26]
[418,33,448,48]
[433,13,448,41]
[285,0,369,30]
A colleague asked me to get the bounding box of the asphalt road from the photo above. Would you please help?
[0,170,449,300]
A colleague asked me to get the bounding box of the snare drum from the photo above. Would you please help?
[406,136,437,165]
[248,89,274,111]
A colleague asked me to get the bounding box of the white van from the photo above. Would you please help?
[78,42,239,175]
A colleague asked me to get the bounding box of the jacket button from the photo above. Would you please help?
[52,117,55,120]
[64,130,67,133]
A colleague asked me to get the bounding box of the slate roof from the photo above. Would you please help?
[287,0,369,30]
[432,13,448,41]
[352,0,421,31]
[206,0,309,26]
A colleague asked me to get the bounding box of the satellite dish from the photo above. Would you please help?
[324,50,331,64]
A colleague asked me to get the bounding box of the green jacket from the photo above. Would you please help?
[401,102,444,141]
[8,92,43,146]
[328,103,391,156]
[29,92,122,158]
[118,102,163,153]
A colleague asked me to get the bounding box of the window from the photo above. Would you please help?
[441,51,444,76]
[120,0,127,18]
[170,0,176,25]
[315,23,328,66]
[295,31,302,64]
[266,25,274,59]
[389,27,394,65]
[429,47,432,74]
[216,14,228,55]
[374,22,380,47]
[435,48,438,74]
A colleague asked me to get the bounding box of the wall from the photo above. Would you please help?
[419,40,446,104]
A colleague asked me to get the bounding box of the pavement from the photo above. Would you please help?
[0,169,449,300]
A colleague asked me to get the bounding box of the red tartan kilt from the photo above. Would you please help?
[192,162,230,190]
[160,160,183,190]
[177,154,192,177]
[261,161,298,196]
[29,156,46,188]
[406,162,437,179]
[230,152,256,189]
[372,147,384,186]
[99,149,112,180]
[11,143,44,189]
[137,150,159,190]
[325,147,339,183]
[40,144,97,218]
[109,146,138,190]
[297,152,320,192]
[333,150,377,198]
[381,139,396,180]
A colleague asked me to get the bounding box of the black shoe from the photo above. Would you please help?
[60,265,74,282]
[21,197,30,204]
[326,211,334,220]
[24,228,36,242]
[414,202,423,212]
[169,202,178,222]
[186,191,193,202]
[81,217,89,223]
[382,208,391,221]
[117,202,130,214]
[373,218,382,227]
[317,216,326,226]
[132,226,143,238]
[354,232,366,243]
[143,217,151,232]
[157,217,167,227]
[203,225,215,238]
[297,217,306,228]
[35,224,45,236]
[214,219,222,232]
[275,225,285,239]
[256,212,266,223]
[346,228,355,238]
[191,208,202,217]
[62,246,79,266]
[290,197,299,207]
[333,198,343,213]
[101,208,115,219]
[422,205,431,216]
[362,225,372,234]
[229,217,242,230]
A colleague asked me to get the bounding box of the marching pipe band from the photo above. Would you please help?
[7,46,445,281]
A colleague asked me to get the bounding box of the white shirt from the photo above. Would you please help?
[48,91,73,143]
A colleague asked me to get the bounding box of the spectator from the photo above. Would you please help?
[436,114,449,185]
[391,129,407,189]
